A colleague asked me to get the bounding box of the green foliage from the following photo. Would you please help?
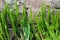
[0,3,60,40]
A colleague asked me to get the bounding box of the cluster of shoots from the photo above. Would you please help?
[0,2,60,40]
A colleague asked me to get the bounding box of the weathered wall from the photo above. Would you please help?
[0,0,60,39]
[0,0,60,18]
[51,0,60,8]
[0,0,5,10]
[0,0,60,10]
[0,0,60,14]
